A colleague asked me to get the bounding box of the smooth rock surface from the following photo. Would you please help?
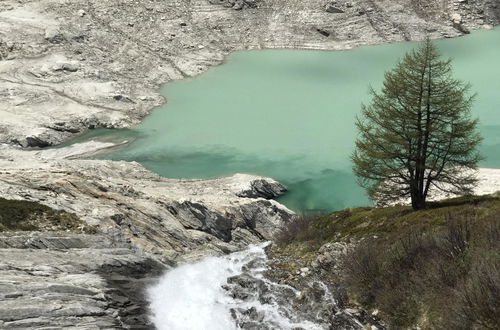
[0,238,165,328]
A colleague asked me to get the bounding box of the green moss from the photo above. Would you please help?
[285,195,500,248]
[0,198,96,233]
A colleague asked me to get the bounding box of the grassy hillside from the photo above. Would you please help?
[0,198,96,233]
[271,194,500,329]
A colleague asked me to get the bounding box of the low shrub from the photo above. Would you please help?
[276,213,321,245]
[458,259,500,329]
[342,212,500,329]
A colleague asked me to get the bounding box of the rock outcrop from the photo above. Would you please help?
[0,143,292,327]
[220,242,384,329]
[0,144,293,262]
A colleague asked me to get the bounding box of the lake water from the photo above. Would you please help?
[74,27,500,212]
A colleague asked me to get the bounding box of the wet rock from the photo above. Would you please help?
[265,240,387,329]
[227,273,269,300]
[239,321,269,330]
[223,246,382,329]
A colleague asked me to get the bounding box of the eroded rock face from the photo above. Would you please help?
[0,0,497,147]
[0,233,165,329]
[236,178,287,199]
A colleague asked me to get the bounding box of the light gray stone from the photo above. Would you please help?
[0,0,497,147]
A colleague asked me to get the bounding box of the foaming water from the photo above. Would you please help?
[148,254,240,330]
[147,244,325,330]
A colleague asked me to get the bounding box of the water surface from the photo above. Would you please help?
[75,27,500,212]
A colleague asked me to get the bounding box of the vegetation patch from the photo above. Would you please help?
[0,198,96,233]
[272,194,500,329]
[277,194,500,247]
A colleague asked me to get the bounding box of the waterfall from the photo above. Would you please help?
[147,243,326,330]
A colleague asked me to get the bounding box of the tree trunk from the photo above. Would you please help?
[411,191,426,210]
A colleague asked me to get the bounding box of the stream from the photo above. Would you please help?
[147,243,372,330]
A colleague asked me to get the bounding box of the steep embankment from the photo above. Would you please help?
[269,194,500,329]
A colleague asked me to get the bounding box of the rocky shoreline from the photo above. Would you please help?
[1,0,498,147]
[1,0,499,328]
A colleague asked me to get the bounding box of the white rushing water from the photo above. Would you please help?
[147,243,325,330]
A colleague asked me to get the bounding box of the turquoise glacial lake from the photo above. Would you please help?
[75,27,500,212]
